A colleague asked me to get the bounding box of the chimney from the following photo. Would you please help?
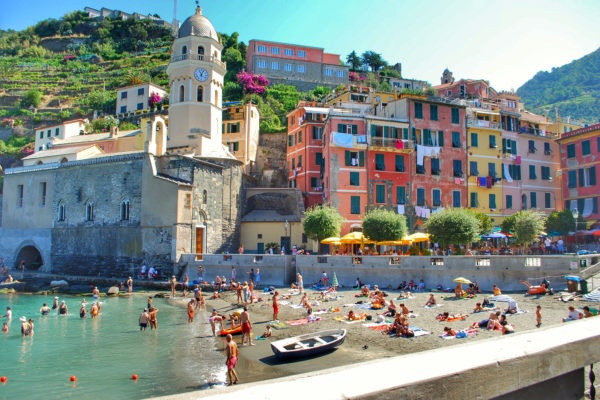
[110,126,118,137]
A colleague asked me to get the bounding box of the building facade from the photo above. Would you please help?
[222,102,260,174]
[116,83,167,115]
[246,40,349,91]
[34,119,88,152]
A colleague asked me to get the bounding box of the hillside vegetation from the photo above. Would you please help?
[517,46,600,124]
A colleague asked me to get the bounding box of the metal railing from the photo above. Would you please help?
[170,54,226,69]
[370,137,414,149]
[467,118,501,130]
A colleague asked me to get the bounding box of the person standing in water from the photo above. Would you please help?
[127,276,133,294]
[59,301,68,315]
[90,303,98,319]
[170,276,177,297]
[225,334,239,386]
[2,322,7,333]
[2,306,12,320]
[52,297,59,309]
[187,299,195,323]
[149,307,158,330]
[20,316,31,337]
[92,286,100,298]
[139,309,149,331]
[80,304,87,318]
[182,274,189,297]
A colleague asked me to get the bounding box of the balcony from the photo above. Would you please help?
[370,137,414,150]
[467,118,501,130]
[170,54,226,69]
[519,126,559,139]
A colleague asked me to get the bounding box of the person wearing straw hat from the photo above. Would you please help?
[20,316,31,337]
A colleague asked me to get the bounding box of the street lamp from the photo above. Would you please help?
[285,219,289,254]
[572,210,583,250]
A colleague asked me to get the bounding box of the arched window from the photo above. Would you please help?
[203,190,207,204]
[58,202,66,222]
[198,46,204,56]
[182,45,187,55]
[85,201,94,222]
[214,50,218,59]
[197,86,203,102]
[179,85,185,102]
[120,199,130,221]
[214,90,218,106]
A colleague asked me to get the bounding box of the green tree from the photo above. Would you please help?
[224,81,243,101]
[223,47,244,82]
[379,68,401,79]
[85,116,119,133]
[514,210,546,247]
[362,208,407,242]
[361,50,387,72]
[545,210,576,234]
[470,211,493,235]
[21,89,42,108]
[501,212,518,233]
[302,205,344,243]
[425,208,480,247]
[346,50,362,71]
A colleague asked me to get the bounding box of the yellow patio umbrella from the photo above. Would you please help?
[453,277,472,284]
[340,231,376,244]
[406,232,431,242]
[377,236,413,246]
[320,237,341,245]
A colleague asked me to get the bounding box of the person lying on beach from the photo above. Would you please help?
[400,304,411,316]
[383,314,402,335]
[425,294,437,307]
[346,310,366,321]
[473,303,483,313]
[504,300,518,314]
[398,291,413,299]
[3,274,14,283]
[359,285,370,297]
[395,317,413,338]
[370,285,382,298]
[583,306,595,318]
[299,293,309,307]
[212,291,221,299]
[563,306,583,322]
[487,311,502,330]
[437,312,450,321]
[380,300,397,317]
[500,320,514,334]
[443,326,458,336]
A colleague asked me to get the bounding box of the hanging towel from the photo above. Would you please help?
[570,200,578,213]
[503,164,513,182]
[479,177,487,187]
[397,204,405,215]
[583,198,594,217]
[486,177,493,188]
[415,206,423,217]
[424,208,431,218]
[454,177,461,185]
[476,177,481,186]
[332,132,354,148]
[516,156,521,165]
[395,140,403,149]
[416,145,425,166]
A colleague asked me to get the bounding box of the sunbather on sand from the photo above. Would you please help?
[473,303,483,313]
[347,310,366,321]
[395,317,413,338]
[381,300,397,317]
[400,304,411,316]
[398,291,413,299]
[583,306,595,318]
[360,285,370,297]
[501,320,514,334]
[425,294,437,307]
[299,293,308,307]
[437,312,450,321]
[563,306,583,322]
[487,311,502,330]
[443,326,458,336]
[493,284,502,296]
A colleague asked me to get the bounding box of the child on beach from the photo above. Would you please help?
[425,294,437,307]
[187,299,195,323]
[536,305,542,328]
[259,324,272,339]
[473,303,483,313]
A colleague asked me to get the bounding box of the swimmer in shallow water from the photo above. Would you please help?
[2,322,7,333]
[80,304,86,318]
[39,303,51,316]
[59,301,68,315]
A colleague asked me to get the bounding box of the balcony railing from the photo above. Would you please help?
[170,54,226,69]
[370,137,414,149]
[467,118,501,130]
[519,126,559,139]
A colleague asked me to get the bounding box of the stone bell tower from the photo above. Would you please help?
[166,3,227,157]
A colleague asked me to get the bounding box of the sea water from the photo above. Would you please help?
[0,293,226,399]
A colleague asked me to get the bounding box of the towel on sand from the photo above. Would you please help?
[440,328,478,339]
[424,304,444,309]
[286,317,322,326]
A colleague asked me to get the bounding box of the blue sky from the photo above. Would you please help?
[1,0,599,91]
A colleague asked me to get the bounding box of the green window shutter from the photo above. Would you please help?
[568,170,577,188]
[337,124,343,133]
[371,125,377,137]
[578,168,584,187]
[352,124,358,135]
[345,150,351,166]
[375,154,385,170]
[598,138,600,152]
[288,135,292,147]
[471,132,478,147]
[395,155,405,172]
[590,166,597,186]
[298,130,302,143]
[359,151,365,167]
[423,129,431,145]
[291,158,295,170]
[312,126,317,139]
[417,188,425,206]
[411,127,416,142]
[403,127,408,139]
[517,166,521,180]
[376,184,385,203]
[470,192,477,208]
[506,195,512,209]
[298,155,302,167]
[396,186,405,204]
[489,194,496,209]
[582,140,591,155]
[438,131,444,147]
[384,126,389,138]
[511,140,517,155]
[350,172,359,186]
[351,196,360,214]
[489,135,496,148]
[531,192,537,208]
[451,108,459,124]
[502,138,507,153]
[433,190,441,206]
[310,177,317,187]
[545,193,551,208]
[316,152,323,166]
[529,165,536,179]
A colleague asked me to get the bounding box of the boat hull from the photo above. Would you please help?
[271,329,346,359]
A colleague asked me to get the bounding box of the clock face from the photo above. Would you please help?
[194,68,208,82]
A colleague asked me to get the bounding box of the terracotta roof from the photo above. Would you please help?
[23,144,101,160]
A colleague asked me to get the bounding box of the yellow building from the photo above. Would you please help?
[222,102,260,174]
[466,106,504,224]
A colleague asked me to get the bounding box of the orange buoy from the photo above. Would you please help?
[70,376,77,382]
[132,374,138,380]
[0,376,6,383]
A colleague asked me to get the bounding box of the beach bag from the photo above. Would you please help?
[456,331,467,338]
[366,315,373,321]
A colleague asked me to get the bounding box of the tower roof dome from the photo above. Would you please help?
[177,6,218,41]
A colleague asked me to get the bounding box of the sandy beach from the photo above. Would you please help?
[167,284,597,386]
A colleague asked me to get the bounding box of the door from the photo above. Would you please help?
[280,236,291,254]
[257,242,264,254]
[195,227,204,260]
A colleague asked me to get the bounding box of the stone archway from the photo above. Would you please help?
[15,245,43,270]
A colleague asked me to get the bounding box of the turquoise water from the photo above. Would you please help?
[0,293,226,400]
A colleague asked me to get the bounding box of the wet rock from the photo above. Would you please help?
[50,280,69,287]
[107,286,120,296]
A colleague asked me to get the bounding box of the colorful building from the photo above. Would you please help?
[115,83,167,115]
[222,102,260,174]
[558,123,600,227]
[34,119,88,152]
[433,69,497,100]
[246,40,348,91]
[324,85,398,111]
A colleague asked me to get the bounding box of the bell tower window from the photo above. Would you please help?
[214,50,218,59]
[182,45,187,55]
[197,86,203,102]
[198,46,204,56]
[215,90,218,106]
[179,85,185,102]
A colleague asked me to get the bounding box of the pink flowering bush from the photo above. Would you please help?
[21,146,34,157]
[236,71,270,94]
[349,71,366,82]
[149,92,162,108]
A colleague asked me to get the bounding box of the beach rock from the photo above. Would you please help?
[50,280,69,287]
[107,286,120,296]
[154,292,170,298]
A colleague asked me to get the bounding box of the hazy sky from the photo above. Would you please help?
[2,0,599,91]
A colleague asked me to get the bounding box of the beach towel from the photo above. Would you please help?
[286,317,322,326]
[278,300,290,305]
[334,316,365,324]
[440,328,477,339]
[424,304,444,308]
[473,307,500,313]
[394,296,416,301]
[410,327,432,337]
[355,303,373,310]
[289,304,305,309]
[506,310,528,316]
[363,322,390,330]
[270,321,288,330]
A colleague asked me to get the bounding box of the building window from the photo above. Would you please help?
[316,152,323,166]
[298,155,302,168]
[568,170,577,188]
[257,60,267,68]
[85,201,94,222]
[203,190,208,204]
[530,192,537,208]
[567,143,576,158]
[312,126,323,140]
[198,46,204,55]
[47,130,51,138]
[270,61,280,70]
[452,191,461,208]
[470,161,478,176]
[215,90,218,106]
[120,106,127,113]
[396,186,406,204]
[544,142,551,155]
[120,199,130,221]
[310,177,318,188]
[39,131,43,139]
[197,86,203,102]
[451,108,459,124]
[430,104,438,121]
[414,103,423,119]
[257,44,267,53]
[17,184,23,208]
[349,172,359,186]
[529,165,537,180]
[506,195,513,209]
[545,193,551,208]
[228,142,239,152]
[417,188,425,206]
[471,132,478,147]
[470,192,478,208]
[182,45,187,55]
[137,88,144,96]
[452,131,461,148]
[297,65,306,73]
[58,202,66,221]
[184,194,191,209]
[528,140,536,153]
[375,154,385,171]
[395,155,405,172]
[598,137,600,152]
[284,48,293,56]
[345,150,364,166]
[55,128,59,136]
[489,194,497,209]
[350,196,360,214]
[270,46,280,55]
[432,189,441,207]
[489,135,497,148]
[38,146,43,151]
[582,140,591,156]
[179,85,185,102]
[541,166,551,180]
[431,158,440,175]
[522,194,528,210]
[284,63,293,72]
[336,70,345,77]
[296,50,306,58]
[376,184,386,203]
[40,182,46,207]
[488,163,496,178]
[453,160,463,177]
[121,91,127,99]
[324,68,333,77]
[137,103,144,110]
